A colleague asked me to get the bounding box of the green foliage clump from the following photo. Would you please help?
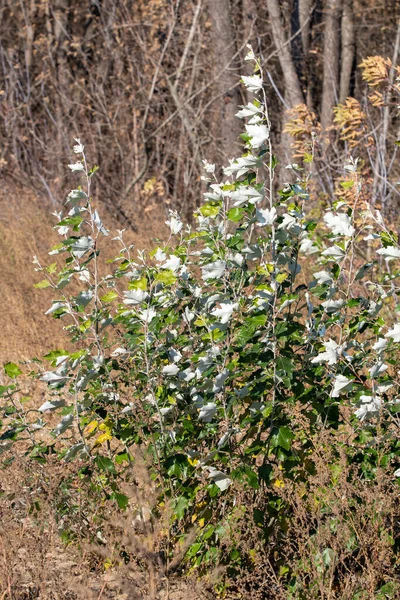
[1,48,400,598]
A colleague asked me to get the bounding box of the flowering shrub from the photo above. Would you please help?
[1,47,399,597]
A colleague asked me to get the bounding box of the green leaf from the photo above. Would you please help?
[114,492,129,510]
[276,427,294,451]
[95,455,116,474]
[4,362,22,379]
[128,276,147,291]
[155,270,177,285]
[34,279,51,289]
[200,202,221,218]
[227,207,245,222]
[101,290,119,303]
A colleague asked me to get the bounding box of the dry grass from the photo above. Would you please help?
[0,181,168,363]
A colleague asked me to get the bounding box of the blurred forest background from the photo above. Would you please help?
[1,0,400,358]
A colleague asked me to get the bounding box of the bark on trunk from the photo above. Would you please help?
[321,0,343,131]
[339,0,355,103]
[207,0,242,157]
[266,0,304,107]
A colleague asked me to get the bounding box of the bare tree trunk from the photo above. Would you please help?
[321,0,343,132]
[207,0,242,157]
[339,0,355,103]
[299,0,313,108]
[266,0,304,107]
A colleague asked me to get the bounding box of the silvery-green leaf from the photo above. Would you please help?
[168,348,182,363]
[256,206,277,226]
[71,236,94,258]
[67,189,87,204]
[111,347,128,356]
[162,364,180,376]
[385,323,400,342]
[64,442,87,461]
[198,402,217,422]
[321,299,344,313]
[93,209,109,236]
[207,467,232,491]
[369,362,388,378]
[45,302,66,315]
[311,339,343,366]
[123,289,148,305]
[235,102,261,119]
[213,369,229,393]
[223,155,261,178]
[73,138,84,154]
[202,159,215,173]
[202,260,226,280]
[394,468,400,477]
[41,371,68,386]
[53,413,74,436]
[241,75,263,92]
[376,246,400,259]
[138,308,157,323]
[75,290,93,307]
[231,186,264,206]
[245,124,269,148]
[354,395,382,421]
[210,302,238,324]
[372,338,387,352]
[68,162,85,172]
[161,255,181,272]
[321,245,345,258]
[300,237,318,255]
[38,399,65,413]
[179,368,195,383]
[165,210,183,234]
[121,403,134,414]
[324,212,355,237]
[313,271,333,285]
[331,375,353,398]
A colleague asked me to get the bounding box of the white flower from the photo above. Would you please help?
[245,124,269,148]
[385,323,400,343]
[256,206,277,226]
[332,375,353,398]
[242,75,263,93]
[202,260,226,280]
[68,162,85,172]
[324,212,355,237]
[210,302,238,324]
[73,138,84,154]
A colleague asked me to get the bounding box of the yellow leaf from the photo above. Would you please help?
[198,518,205,528]
[273,479,285,489]
[95,431,112,445]
[85,420,98,434]
[191,513,198,523]
[188,457,199,467]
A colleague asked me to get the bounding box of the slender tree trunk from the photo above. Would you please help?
[299,0,313,108]
[321,0,343,132]
[207,0,242,157]
[339,0,355,103]
[266,0,304,107]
